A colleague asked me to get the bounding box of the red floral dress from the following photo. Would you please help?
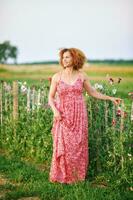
[49,71,89,184]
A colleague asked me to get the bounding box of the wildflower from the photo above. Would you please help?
[98,84,103,90]
[112,118,116,126]
[48,77,52,84]
[94,83,99,89]
[118,78,122,84]
[21,85,27,94]
[127,154,132,161]
[23,81,27,85]
[4,84,12,92]
[94,83,103,90]
[109,78,114,85]
[112,88,117,95]
[116,106,121,117]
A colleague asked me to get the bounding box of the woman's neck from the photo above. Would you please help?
[63,67,77,76]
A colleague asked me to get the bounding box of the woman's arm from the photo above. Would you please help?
[48,73,62,120]
[83,72,122,105]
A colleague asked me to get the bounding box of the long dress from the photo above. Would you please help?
[49,71,89,184]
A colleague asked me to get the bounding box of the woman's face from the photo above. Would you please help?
[62,51,73,68]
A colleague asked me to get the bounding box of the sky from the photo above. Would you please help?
[0,0,133,63]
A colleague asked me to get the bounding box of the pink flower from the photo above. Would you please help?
[116,108,127,118]
[48,77,52,84]
[112,118,116,126]
[109,78,114,85]
[116,106,121,117]
[118,78,122,84]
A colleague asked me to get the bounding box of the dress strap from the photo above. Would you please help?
[60,71,63,81]
[78,71,80,78]
[78,71,84,83]
[78,71,82,80]
[57,70,63,85]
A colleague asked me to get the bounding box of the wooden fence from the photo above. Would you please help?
[0,80,133,123]
[0,80,50,125]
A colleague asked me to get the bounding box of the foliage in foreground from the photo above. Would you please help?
[0,78,132,195]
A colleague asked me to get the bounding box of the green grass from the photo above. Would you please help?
[0,154,132,200]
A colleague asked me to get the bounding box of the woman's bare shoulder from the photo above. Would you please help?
[79,71,89,81]
[52,71,62,82]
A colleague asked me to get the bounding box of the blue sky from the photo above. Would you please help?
[0,0,133,62]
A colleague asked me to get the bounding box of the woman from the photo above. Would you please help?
[48,48,121,184]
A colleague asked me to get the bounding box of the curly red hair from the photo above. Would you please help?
[59,48,87,70]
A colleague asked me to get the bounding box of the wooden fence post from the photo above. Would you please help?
[120,100,125,171]
[112,103,117,174]
[0,81,3,126]
[37,89,41,109]
[131,101,133,121]
[31,86,36,111]
[13,81,18,121]
[104,101,108,129]
[27,87,31,112]
[3,81,8,112]
[104,101,110,154]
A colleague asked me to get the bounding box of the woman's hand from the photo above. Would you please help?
[110,97,122,106]
[53,109,62,121]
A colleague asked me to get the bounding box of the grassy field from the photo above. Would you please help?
[0,63,133,79]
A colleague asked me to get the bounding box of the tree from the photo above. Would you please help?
[0,41,18,64]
